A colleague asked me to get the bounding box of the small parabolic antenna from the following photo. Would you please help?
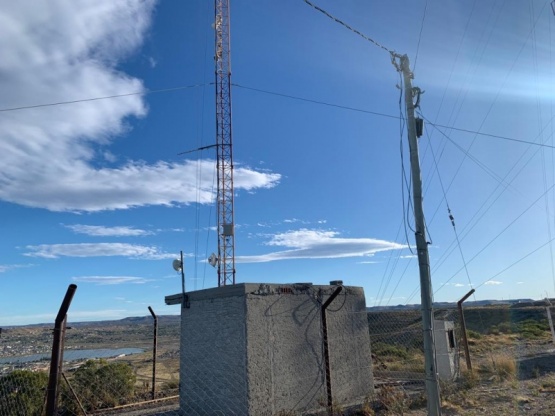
[208,253,218,268]
[172,259,183,273]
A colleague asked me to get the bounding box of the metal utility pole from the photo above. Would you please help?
[215,0,236,286]
[396,53,442,416]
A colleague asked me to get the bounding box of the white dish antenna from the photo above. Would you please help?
[172,259,183,272]
[208,253,218,268]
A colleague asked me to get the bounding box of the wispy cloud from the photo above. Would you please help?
[24,243,175,259]
[0,2,280,213]
[65,224,153,237]
[73,276,151,285]
[0,264,31,273]
[236,229,405,263]
[484,280,503,285]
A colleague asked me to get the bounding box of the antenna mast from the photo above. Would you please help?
[215,0,235,286]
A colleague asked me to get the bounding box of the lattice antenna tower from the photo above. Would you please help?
[215,0,235,286]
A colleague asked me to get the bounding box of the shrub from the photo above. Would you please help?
[0,370,48,416]
[479,355,516,381]
[515,319,549,338]
[62,359,136,412]
[372,342,409,359]
[466,330,482,339]
[376,385,409,415]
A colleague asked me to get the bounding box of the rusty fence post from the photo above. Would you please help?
[321,285,343,413]
[45,284,77,416]
[148,306,158,400]
[458,289,475,371]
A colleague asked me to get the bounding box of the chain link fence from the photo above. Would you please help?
[3,296,555,415]
[0,314,180,416]
[368,308,461,384]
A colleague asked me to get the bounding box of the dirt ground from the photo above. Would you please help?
[396,341,555,415]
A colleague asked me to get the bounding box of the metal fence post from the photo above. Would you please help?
[321,285,343,413]
[45,284,77,416]
[457,289,475,371]
[148,306,158,400]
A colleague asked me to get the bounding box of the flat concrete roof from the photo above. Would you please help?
[165,282,363,305]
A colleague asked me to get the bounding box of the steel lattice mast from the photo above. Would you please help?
[215,0,235,286]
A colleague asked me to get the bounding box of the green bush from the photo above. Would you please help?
[372,342,409,359]
[0,370,48,416]
[514,319,549,338]
[466,329,482,339]
[62,359,136,412]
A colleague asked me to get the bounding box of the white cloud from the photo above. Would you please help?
[0,264,30,273]
[24,243,175,259]
[65,224,153,237]
[0,2,280,213]
[73,276,151,285]
[485,280,503,285]
[236,229,405,263]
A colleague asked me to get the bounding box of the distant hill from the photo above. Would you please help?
[68,314,181,327]
[2,314,181,330]
[367,298,541,312]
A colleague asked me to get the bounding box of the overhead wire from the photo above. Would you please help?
[233,83,555,149]
[475,236,555,290]
[426,122,474,290]
[193,3,212,291]
[530,0,555,298]
[412,0,429,73]
[301,0,395,55]
[377,64,415,307]
[2,80,554,151]
[0,84,208,113]
[433,182,555,293]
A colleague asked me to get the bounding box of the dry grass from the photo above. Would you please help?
[478,354,517,381]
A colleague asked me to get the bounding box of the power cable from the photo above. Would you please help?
[301,0,395,55]
[426,124,474,290]
[0,84,208,113]
[193,3,212,291]
[2,80,554,151]
[475,236,555,290]
[233,83,555,149]
[434,183,555,293]
[413,0,429,73]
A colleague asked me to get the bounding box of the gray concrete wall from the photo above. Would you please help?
[178,286,249,415]
[170,283,374,416]
[326,287,374,407]
[244,284,373,415]
[245,285,325,415]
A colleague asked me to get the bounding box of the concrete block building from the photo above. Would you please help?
[165,282,373,416]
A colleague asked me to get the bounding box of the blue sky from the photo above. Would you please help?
[2,0,555,325]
